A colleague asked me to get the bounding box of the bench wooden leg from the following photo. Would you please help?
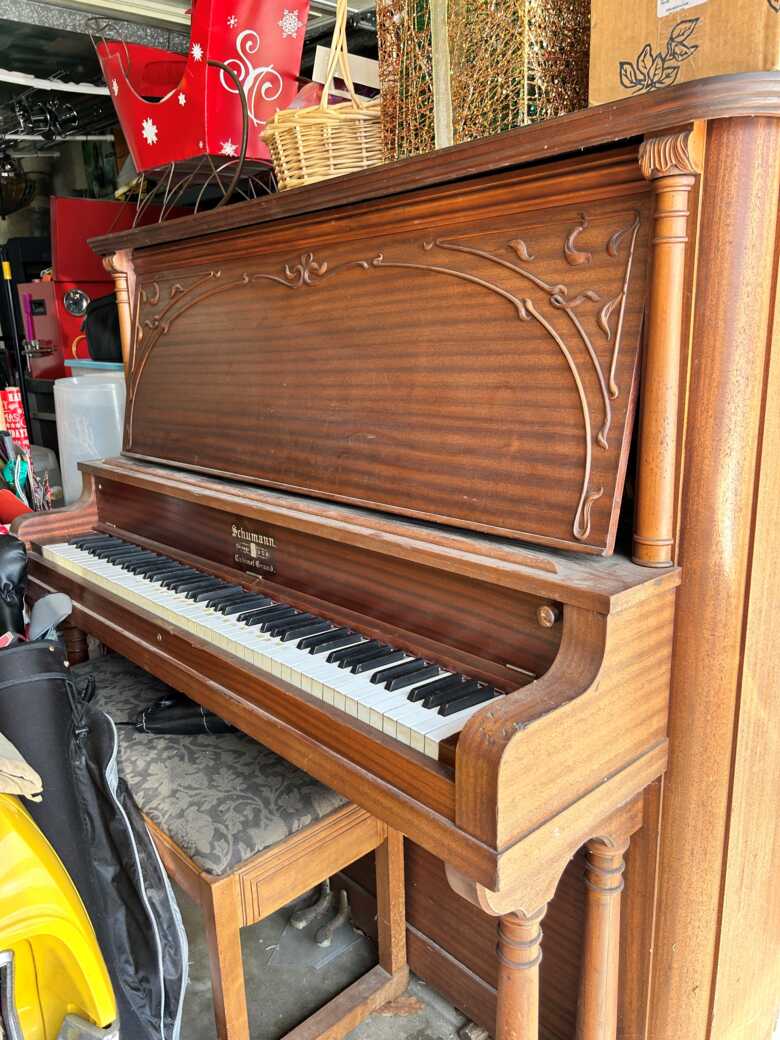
[375,827,407,976]
[575,837,630,1040]
[203,875,250,1040]
[281,825,409,1040]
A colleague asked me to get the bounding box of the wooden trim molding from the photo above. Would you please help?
[89,73,780,258]
[633,123,705,567]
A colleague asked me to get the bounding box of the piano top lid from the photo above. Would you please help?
[82,457,681,615]
[90,72,780,258]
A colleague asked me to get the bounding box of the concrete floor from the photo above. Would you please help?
[176,884,471,1040]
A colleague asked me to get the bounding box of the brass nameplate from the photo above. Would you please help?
[231,519,277,575]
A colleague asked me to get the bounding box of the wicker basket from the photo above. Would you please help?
[262,0,382,190]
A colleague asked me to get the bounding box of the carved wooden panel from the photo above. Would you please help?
[125,196,651,554]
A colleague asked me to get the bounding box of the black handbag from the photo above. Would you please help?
[82,293,122,363]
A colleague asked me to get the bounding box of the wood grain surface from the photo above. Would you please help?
[123,168,652,555]
[647,115,780,1040]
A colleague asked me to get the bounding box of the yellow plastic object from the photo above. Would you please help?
[0,793,116,1038]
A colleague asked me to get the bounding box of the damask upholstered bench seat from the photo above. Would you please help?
[73,653,408,1040]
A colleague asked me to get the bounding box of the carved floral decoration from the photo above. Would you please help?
[131,212,641,543]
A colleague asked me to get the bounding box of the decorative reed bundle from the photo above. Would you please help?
[262,0,382,190]
[378,0,590,162]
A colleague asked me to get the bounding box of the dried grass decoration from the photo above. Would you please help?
[262,0,382,190]
[378,0,591,162]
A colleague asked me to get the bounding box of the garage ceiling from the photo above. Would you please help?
[0,0,377,143]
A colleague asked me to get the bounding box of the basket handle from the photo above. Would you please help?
[319,0,366,111]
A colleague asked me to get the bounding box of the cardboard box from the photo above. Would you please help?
[589,0,780,106]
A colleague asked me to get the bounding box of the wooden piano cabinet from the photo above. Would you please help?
[63,72,780,1040]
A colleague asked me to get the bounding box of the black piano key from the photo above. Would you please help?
[370,658,429,686]
[423,679,479,710]
[328,640,384,666]
[279,619,332,643]
[220,595,273,616]
[160,570,202,589]
[72,534,115,548]
[257,607,300,631]
[201,587,246,608]
[235,602,284,623]
[87,543,129,558]
[118,554,161,572]
[350,649,406,674]
[133,559,174,578]
[386,664,440,692]
[182,579,227,598]
[438,686,497,717]
[122,554,166,573]
[139,560,183,578]
[191,583,238,603]
[77,536,122,550]
[407,673,462,703]
[95,545,144,560]
[266,612,317,637]
[307,628,366,653]
[298,627,353,652]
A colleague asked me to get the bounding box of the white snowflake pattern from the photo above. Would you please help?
[111,78,119,96]
[178,92,187,106]
[227,15,238,28]
[142,118,158,145]
[220,139,238,157]
[191,41,203,61]
[278,8,303,38]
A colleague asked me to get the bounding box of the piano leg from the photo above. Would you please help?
[62,622,89,665]
[446,799,643,1040]
[575,837,630,1040]
[496,905,547,1040]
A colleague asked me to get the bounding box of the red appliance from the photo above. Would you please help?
[16,197,143,379]
[17,280,100,379]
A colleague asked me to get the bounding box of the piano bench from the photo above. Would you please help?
[75,653,409,1040]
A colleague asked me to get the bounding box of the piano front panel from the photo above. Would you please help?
[125,155,653,556]
[93,476,563,682]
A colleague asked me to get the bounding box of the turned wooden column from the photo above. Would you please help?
[576,838,629,1040]
[103,249,136,375]
[496,906,547,1040]
[633,123,704,568]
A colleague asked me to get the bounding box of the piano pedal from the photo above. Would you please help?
[459,1024,491,1040]
[314,888,351,948]
[290,878,331,930]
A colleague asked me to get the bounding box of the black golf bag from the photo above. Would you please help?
[0,641,188,1040]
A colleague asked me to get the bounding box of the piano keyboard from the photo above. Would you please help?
[43,534,502,760]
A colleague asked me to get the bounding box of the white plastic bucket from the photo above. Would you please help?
[54,373,126,505]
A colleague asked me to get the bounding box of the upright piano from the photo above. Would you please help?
[16,74,780,1040]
